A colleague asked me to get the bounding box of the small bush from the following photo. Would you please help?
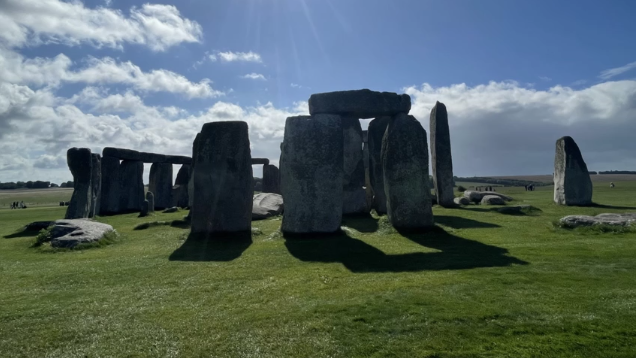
[32,226,54,247]
[457,185,467,192]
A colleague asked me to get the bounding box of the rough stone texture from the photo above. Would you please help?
[480,195,506,205]
[49,219,115,248]
[173,164,190,208]
[145,192,155,213]
[251,158,269,165]
[89,153,101,218]
[148,162,173,210]
[65,148,93,219]
[554,136,593,206]
[362,132,374,210]
[454,197,471,205]
[308,89,411,119]
[382,113,434,230]
[140,200,149,217]
[281,115,343,234]
[102,147,191,165]
[99,156,120,215]
[463,191,512,203]
[430,101,455,207]
[191,121,253,235]
[368,116,391,214]
[342,116,367,214]
[187,134,201,211]
[560,213,636,227]
[252,193,284,220]
[262,164,281,194]
[118,160,144,212]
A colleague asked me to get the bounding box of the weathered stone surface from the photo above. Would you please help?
[262,164,281,194]
[191,121,253,235]
[554,136,593,206]
[463,191,512,203]
[342,116,366,214]
[362,132,374,210]
[454,197,470,205]
[480,195,506,205]
[118,160,144,212]
[430,101,455,207]
[252,158,269,165]
[343,188,368,214]
[252,193,283,220]
[368,116,391,214]
[145,191,155,213]
[89,154,101,218]
[140,200,149,217]
[99,156,120,215]
[65,148,92,219]
[49,219,115,248]
[382,113,434,230]
[187,134,201,211]
[102,147,191,165]
[173,164,190,208]
[281,115,343,233]
[560,213,636,227]
[308,89,411,119]
[148,162,173,210]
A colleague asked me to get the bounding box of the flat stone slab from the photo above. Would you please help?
[464,191,512,203]
[103,147,191,165]
[308,89,411,119]
[480,195,506,205]
[454,197,470,205]
[560,213,636,227]
[32,219,116,248]
[252,193,283,220]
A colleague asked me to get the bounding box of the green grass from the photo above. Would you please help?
[1,183,636,357]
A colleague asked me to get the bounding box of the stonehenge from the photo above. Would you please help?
[430,101,455,207]
[65,148,93,219]
[554,136,593,206]
[148,162,173,210]
[309,89,411,118]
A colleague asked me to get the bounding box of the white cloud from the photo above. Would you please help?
[0,0,202,51]
[241,73,266,80]
[216,51,262,63]
[539,76,552,82]
[599,61,636,80]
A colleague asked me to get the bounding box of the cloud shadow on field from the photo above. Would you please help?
[169,232,252,262]
[284,227,527,273]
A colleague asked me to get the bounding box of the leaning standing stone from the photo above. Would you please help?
[149,162,173,210]
[118,160,145,212]
[368,116,391,214]
[382,113,434,230]
[99,156,120,215]
[281,115,343,234]
[65,148,93,219]
[191,121,253,235]
[89,153,102,217]
[553,136,593,206]
[430,101,455,207]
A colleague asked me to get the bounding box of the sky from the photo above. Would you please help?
[1,0,636,184]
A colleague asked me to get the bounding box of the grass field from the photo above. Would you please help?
[1,182,636,357]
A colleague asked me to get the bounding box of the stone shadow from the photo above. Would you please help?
[169,232,252,262]
[341,214,379,233]
[590,203,636,210]
[284,227,527,273]
[4,229,39,239]
[434,215,500,229]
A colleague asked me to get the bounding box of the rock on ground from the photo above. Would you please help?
[480,195,506,205]
[49,219,115,248]
[65,148,93,219]
[454,197,471,205]
[308,89,411,119]
[560,213,636,227]
[554,136,593,206]
[430,101,455,207]
[464,191,512,203]
[252,193,283,220]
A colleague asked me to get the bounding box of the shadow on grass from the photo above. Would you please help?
[4,229,39,239]
[590,203,636,210]
[134,219,190,230]
[169,232,252,262]
[284,227,527,273]
[341,214,379,233]
[434,215,500,229]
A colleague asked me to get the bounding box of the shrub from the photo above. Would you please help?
[457,185,467,192]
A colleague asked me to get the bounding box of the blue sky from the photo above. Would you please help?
[1,0,636,183]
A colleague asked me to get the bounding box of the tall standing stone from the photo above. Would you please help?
[65,148,92,219]
[146,191,155,213]
[368,116,391,214]
[554,136,593,206]
[342,116,367,214]
[281,115,343,234]
[100,156,120,215]
[173,164,190,208]
[148,162,173,210]
[119,160,144,212]
[362,130,374,210]
[382,113,434,230]
[88,153,102,217]
[262,164,281,194]
[191,121,253,235]
[187,133,201,211]
[430,101,455,207]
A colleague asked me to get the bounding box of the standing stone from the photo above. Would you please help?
[187,134,201,211]
[362,130,374,210]
[140,200,149,217]
[65,148,92,219]
[148,162,173,210]
[118,160,144,212]
[262,164,281,194]
[554,136,593,206]
[191,121,253,235]
[430,101,456,207]
[382,113,434,230]
[89,154,101,218]
[172,164,190,208]
[368,116,391,214]
[342,116,367,214]
[146,191,155,213]
[281,115,343,234]
[100,156,120,215]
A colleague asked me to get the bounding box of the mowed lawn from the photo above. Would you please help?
[1,183,636,357]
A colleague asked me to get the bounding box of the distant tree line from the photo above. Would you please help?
[454,176,550,187]
[0,181,73,190]
[596,170,636,175]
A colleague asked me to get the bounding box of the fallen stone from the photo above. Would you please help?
[454,197,470,205]
[65,148,92,219]
[49,219,115,248]
[464,191,512,203]
[560,213,636,227]
[480,195,506,205]
[252,193,283,220]
[430,101,455,207]
[308,89,411,119]
[554,136,593,206]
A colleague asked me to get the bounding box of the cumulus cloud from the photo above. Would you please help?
[0,0,202,51]
[241,73,266,80]
[214,51,262,63]
[598,61,636,80]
